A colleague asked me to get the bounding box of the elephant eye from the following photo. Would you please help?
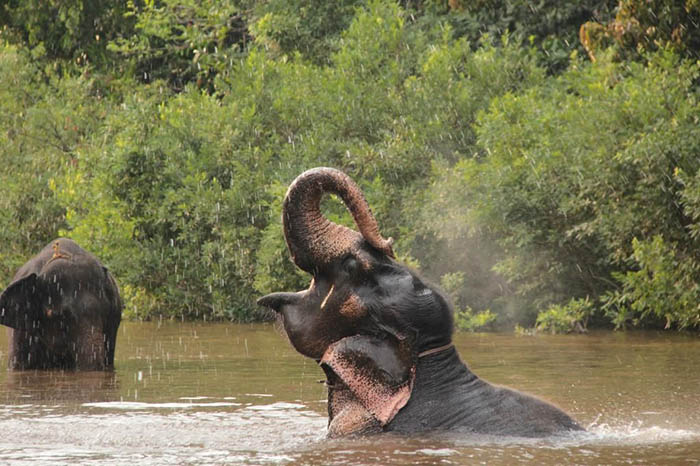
[413,277,432,296]
[342,256,359,275]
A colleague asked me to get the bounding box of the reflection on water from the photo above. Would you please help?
[0,322,699,465]
[2,370,119,404]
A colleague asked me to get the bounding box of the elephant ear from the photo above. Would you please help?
[0,273,44,330]
[320,334,415,436]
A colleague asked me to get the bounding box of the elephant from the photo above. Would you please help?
[0,238,122,370]
[258,167,583,438]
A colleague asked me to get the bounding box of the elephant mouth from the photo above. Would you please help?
[256,291,303,312]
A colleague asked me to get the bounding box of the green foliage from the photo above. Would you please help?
[249,0,362,64]
[604,236,700,330]
[53,84,272,320]
[683,167,700,242]
[455,308,497,332]
[3,1,700,331]
[0,0,130,65]
[536,297,593,334]
[441,272,496,331]
[581,0,700,63]
[107,0,247,91]
[441,0,617,72]
[430,48,700,329]
[0,44,105,283]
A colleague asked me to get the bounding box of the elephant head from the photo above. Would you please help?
[0,238,122,370]
[258,167,454,436]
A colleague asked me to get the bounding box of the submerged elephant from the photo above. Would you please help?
[258,167,583,438]
[0,238,122,370]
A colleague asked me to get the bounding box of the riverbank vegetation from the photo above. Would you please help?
[1,0,699,331]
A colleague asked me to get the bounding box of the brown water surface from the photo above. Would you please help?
[0,322,698,465]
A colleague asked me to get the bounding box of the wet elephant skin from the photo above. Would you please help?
[259,167,583,438]
[0,238,122,370]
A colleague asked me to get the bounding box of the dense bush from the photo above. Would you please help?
[430,50,700,329]
[0,44,103,278]
[581,0,700,62]
[1,1,699,331]
[108,0,247,91]
[536,298,593,334]
[440,0,617,73]
[0,0,130,64]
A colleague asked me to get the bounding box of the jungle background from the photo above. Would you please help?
[1,0,699,333]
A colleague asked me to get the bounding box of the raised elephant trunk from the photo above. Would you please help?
[282,167,394,274]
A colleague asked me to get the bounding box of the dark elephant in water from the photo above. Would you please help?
[258,167,583,438]
[0,238,122,370]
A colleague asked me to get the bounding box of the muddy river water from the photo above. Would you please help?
[0,322,698,465]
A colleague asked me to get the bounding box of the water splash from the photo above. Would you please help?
[584,420,699,446]
[83,401,241,410]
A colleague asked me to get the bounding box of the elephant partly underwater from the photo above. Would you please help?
[258,167,583,438]
[0,238,122,370]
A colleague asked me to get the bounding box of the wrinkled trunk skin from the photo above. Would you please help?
[282,167,393,273]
